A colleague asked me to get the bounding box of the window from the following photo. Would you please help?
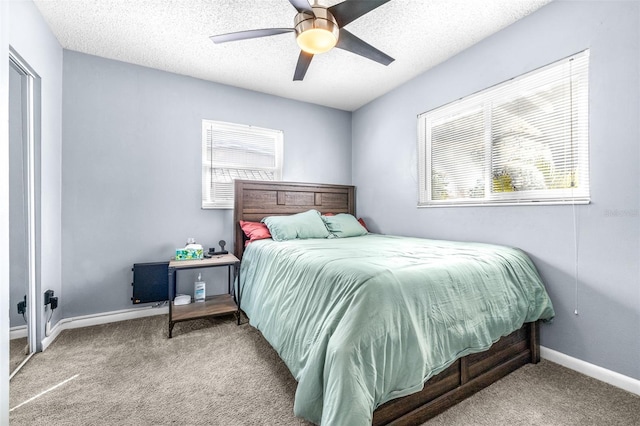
[202,120,283,209]
[418,50,589,207]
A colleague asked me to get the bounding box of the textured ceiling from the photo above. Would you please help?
[34,0,551,111]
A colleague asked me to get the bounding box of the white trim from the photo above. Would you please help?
[418,200,591,208]
[9,50,40,355]
[10,325,28,340]
[541,346,640,396]
[41,305,168,351]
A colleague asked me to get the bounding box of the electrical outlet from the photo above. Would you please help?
[17,300,26,315]
[44,289,54,305]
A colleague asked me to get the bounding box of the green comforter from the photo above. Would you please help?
[239,234,554,425]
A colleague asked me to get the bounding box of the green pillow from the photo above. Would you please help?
[322,214,368,238]
[262,209,330,241]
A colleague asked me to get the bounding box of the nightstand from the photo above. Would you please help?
[167,254,241,338]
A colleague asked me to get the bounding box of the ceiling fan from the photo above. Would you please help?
[210,0,394,81]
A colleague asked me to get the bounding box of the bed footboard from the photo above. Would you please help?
[372,321,540,425]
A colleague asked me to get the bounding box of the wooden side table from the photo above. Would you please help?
[167,254,240,338]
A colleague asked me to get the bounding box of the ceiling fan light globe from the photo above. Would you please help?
[297,29,337,54]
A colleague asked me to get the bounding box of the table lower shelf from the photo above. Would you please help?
[170,294,237,323]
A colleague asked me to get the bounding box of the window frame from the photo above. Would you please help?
[418,50,590,208]
[201,120,283,209]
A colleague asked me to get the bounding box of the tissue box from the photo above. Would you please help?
[175,247,203,260]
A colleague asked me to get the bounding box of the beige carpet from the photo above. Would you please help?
[9,315,640,425]
[9,337,28,375]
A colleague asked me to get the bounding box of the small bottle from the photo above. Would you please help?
[194,273,206,302]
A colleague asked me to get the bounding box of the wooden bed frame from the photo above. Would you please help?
[233,179,541,425]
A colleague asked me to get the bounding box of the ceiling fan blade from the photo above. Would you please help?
[293,51,314,81]
[335,28,394,65]
[210,28,294,44]
[288,0,314,14]
[328,0,391,27]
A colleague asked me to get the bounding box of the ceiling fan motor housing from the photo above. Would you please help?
[294,7,340,54]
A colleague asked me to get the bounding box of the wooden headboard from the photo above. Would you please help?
[233,180,355,259]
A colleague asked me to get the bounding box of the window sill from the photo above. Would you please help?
[418,199,591,208]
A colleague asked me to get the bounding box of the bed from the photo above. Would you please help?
[233,180,554,425]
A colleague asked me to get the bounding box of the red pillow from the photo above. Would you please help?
[240,221,272,245]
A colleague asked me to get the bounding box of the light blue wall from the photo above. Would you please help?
[62,51,352,317]
[352,1,640,380]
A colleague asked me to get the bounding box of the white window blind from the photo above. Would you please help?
[418,50,590,207]
[202,120,283,209]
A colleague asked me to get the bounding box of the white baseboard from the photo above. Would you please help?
[10,326,27,340]
[541,346,640,396]
[41,304,168,351]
